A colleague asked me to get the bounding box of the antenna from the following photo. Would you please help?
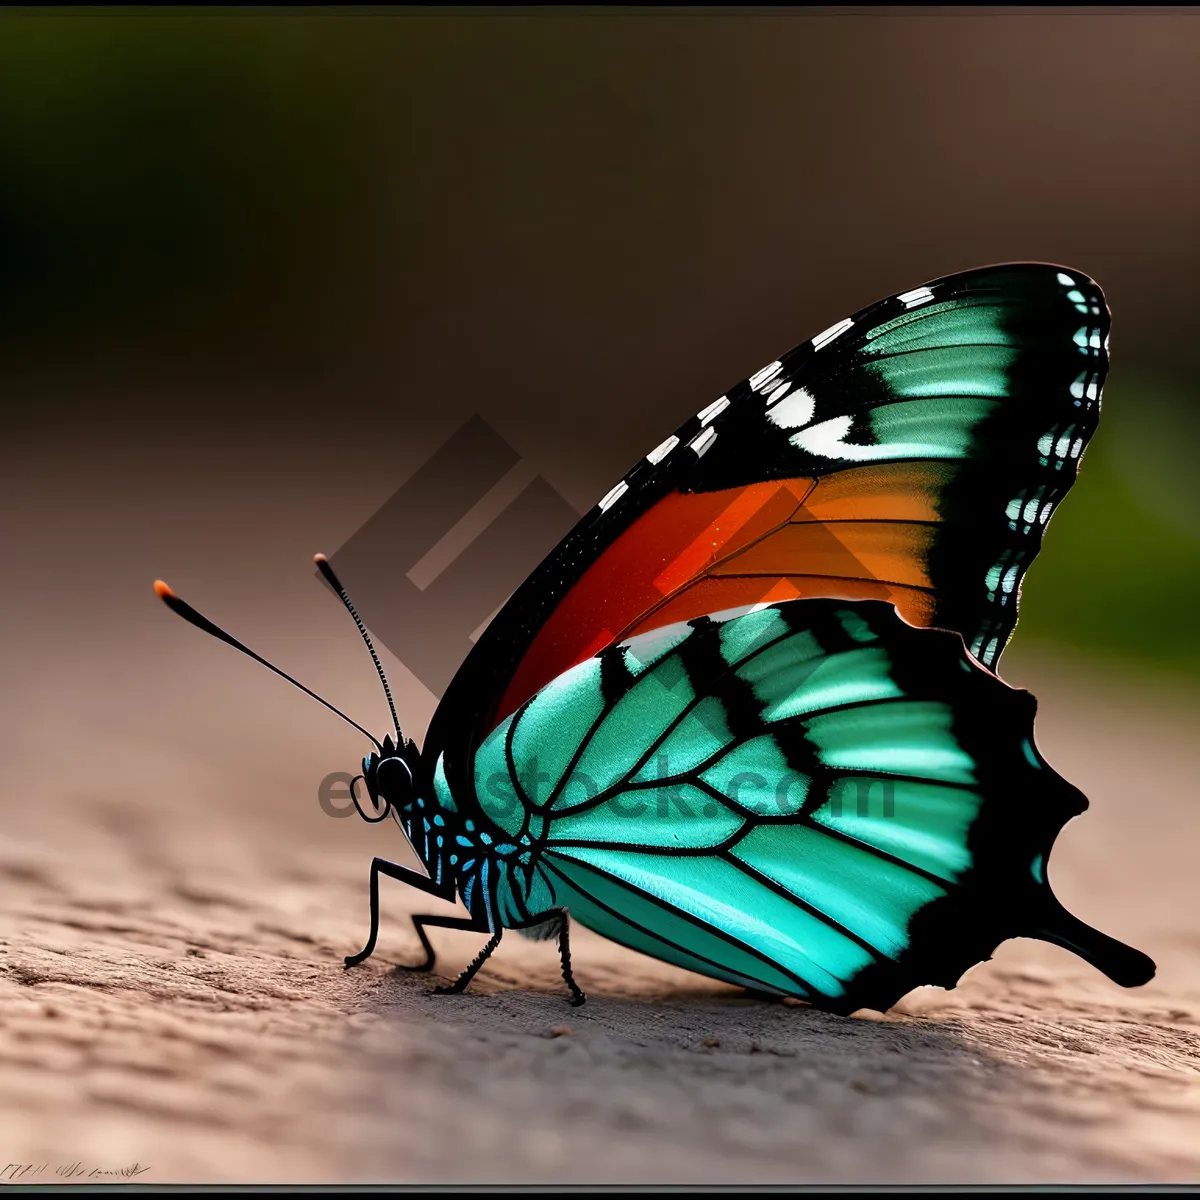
[153,579,384,752]
[313,553,403,745]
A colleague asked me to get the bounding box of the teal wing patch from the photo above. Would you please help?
[471,598,1154,1012]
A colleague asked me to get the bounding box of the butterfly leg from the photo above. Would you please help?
[517,907,587,1006]
[432,928,503,996]
[404,912,492,974]
[555,909,587,1007]
[344,857,457,969]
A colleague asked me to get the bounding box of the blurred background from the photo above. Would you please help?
[3,9,1199,696]
[2,10,1200,1184]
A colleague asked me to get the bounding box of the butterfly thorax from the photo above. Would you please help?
[374,747,518,932]
[412,747,562,934]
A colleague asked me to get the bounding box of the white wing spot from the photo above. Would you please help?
[645,435,679,465]
[597,480,628,513]
[1057,272,1076,286]
[697,396,730,425]
[688,426,718,458]
[748,361,784,392]
[598,481,628,512]
[812,318,853,350]
[790,414,856,457]
[766,380,791,405]
[766,386,816,430]
[897,286,934,309]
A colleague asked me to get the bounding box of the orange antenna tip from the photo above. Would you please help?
[313,553,328,565]
[153,579,175,600]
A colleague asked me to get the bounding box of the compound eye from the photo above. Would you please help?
[375,756,413,800]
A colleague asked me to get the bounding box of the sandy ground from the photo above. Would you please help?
[2,633,1199,1187]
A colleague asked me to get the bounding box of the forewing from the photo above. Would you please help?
[431,263,1107,765]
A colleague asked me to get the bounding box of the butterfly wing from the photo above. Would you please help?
[462,599,1153,1013]
[427,263,1107,780]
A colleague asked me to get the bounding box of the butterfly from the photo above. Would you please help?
[155,262,1155,1013]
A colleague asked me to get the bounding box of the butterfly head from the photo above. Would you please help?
[356,733,422,824]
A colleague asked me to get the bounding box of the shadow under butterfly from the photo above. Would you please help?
[155,263,1155,1014]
